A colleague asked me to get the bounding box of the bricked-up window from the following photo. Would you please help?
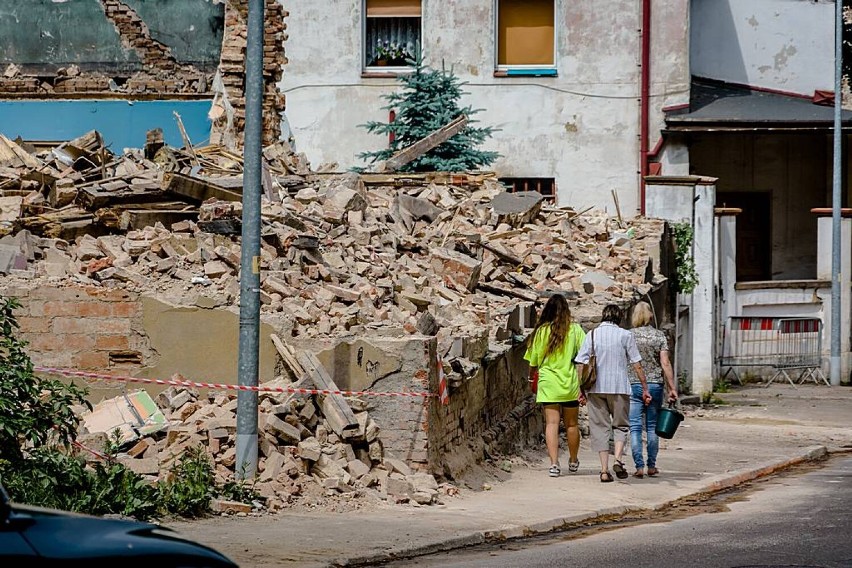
[500,177,556,200]
[496,0,555,70]
[364,0,422,69]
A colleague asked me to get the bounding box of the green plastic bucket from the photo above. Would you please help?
[655,406,684,439]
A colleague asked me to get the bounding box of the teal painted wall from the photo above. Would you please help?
[0,0,224,72]
[0,99,212,149]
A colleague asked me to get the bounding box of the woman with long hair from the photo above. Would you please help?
[524,294,586,477]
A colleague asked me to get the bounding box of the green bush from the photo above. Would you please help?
[160,446,214,518]
[0,297,90,465]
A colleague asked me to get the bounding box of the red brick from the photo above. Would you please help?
[17,316,50,333]
[52,318,89,334]
[75,303,113,317]
[97,319,132,335]
[95,335,130,350]
[73,352,110,370]
[25,300,45,317]
[110,302,139,318]
[85,288,134,302]
[33,287,88,301]
[34,352,73,368]
[28,333,95,352]
[41,301,78,317]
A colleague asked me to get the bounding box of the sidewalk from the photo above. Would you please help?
[169,384,852,567]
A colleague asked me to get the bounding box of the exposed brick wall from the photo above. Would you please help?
[0,0,288,146]
[2,285,151,371]
[212,0,288,147]
[429,342,540,479]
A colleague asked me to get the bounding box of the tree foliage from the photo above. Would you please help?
[359,57,499,171]
[0,297,89,465]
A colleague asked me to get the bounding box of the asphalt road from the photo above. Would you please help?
[384,456,852,568]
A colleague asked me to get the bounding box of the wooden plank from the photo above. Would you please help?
[162,171,243,203]
[480,241,524,266]
[374,115,468,173]
[78,185,171,209]
[94,201,193,229]
[295,351,360,439]
[120,209,198,231]
[270,333,305,378]
[477,282,539,302]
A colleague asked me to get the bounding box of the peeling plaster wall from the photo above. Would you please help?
[279,0,690,215]
[691,0,833,95]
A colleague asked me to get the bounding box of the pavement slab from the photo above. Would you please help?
[168,384,852,567]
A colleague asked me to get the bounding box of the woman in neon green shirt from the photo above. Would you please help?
[524,294,586,477]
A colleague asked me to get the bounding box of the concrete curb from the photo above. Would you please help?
[333,445,829,567]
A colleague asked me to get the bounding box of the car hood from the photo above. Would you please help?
[10,504,236,566]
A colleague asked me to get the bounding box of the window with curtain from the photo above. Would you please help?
[364,0,422,68]
[496,0,555,67]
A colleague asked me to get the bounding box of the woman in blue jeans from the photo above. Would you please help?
[628,302,678,477]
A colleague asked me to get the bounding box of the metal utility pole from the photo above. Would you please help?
[831,0,843,386]
[236,0,265,479]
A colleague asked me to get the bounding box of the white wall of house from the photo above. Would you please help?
[278,0,689,214]
[690,0,834,95]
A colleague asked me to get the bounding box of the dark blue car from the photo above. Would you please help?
[0,484,237,566]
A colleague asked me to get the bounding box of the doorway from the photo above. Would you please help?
[716,191,771,282]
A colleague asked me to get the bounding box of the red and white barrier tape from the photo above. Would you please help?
[35,366,435,399]
[72,439,109,461]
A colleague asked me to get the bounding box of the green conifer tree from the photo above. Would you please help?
[359,58,498,171]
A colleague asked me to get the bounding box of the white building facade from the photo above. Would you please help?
[279,0,690,214]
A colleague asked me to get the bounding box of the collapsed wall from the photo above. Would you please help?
[0,130,669,488]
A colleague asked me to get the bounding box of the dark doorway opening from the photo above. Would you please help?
[717,191,771,282]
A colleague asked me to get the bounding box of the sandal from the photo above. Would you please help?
[646,467,659,477]
[613,460,628,480]
[633,469,645,479]
[600,471,614,483]
[549,464,561,477]
[568,460,580,473]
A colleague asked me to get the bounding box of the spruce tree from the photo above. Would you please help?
[359,58,498,172]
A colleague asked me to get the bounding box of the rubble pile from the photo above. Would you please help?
[3,129,667,511]
[80,384,446,512]
[0,131,665,355]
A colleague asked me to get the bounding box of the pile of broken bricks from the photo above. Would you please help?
[79,380,448,513]
[0,131,666,353]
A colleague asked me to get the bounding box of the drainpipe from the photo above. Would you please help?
[639,0,651,215]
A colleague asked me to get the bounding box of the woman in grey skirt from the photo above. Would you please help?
[575,304,651,482]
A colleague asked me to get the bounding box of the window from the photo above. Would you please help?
[496,0,556,74]
[364,0,422,70]
[500,177,556,201]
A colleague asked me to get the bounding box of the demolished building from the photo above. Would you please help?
[0,130,670,506]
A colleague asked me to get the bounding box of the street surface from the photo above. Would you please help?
[383,456,852,568]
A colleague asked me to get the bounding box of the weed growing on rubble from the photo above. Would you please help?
[159,446,215,518]
[358,55,499,171]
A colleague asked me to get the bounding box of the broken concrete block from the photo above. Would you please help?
[490,191,545,227]
[430,248,482,291]
[385,476,413,498]
[118,456,159,475]
[266,415,301,444]
[346,459,370,480]
[210,499,251,514]
[383,456,412,477]
[261,451,288,481]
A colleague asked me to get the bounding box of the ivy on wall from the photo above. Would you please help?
[672,221,699,295]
